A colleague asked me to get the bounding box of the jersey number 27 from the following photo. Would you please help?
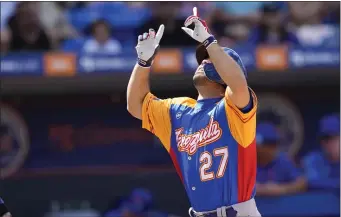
[199,147,228,182]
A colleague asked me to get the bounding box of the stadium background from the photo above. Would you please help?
[0,1,340,217]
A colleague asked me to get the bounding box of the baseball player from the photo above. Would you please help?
[127,7,260,217]
[0,198,11,217]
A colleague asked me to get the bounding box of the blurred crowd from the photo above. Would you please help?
[0,1,339,54]
[256,114,340,196]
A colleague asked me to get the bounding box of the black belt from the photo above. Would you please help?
[190,207,238,217]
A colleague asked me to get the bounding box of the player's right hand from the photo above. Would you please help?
[136,24,165,68]
[182,7,216,48]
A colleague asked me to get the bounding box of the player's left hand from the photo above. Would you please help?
[136,24,165,67]
[182,7,217,47]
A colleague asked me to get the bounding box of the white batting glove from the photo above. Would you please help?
[136,24,165,67]
[181,7,217,48]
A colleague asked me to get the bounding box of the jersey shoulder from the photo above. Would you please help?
[170,97,197,111]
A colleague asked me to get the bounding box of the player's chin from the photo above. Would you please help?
[193,73,210,87]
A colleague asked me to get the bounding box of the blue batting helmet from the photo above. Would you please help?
[195,45,247,84]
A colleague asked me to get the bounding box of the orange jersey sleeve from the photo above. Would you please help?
[224,88,257,148]
[142,92,172,151]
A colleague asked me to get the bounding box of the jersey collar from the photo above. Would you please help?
[196,97,223,110]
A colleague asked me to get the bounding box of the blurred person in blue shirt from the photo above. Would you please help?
[83,19,122,54]
[5,2,53,52]
[256,123,306,196]
[302,114,340,191]
[288,2,325,27]
[249,3,298,45]
[288,2,339,47]
[136,2,196,47]
[206,2,261,47]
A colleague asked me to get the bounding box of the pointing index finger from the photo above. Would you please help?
[155,24,165,44]
[193,7,198,16]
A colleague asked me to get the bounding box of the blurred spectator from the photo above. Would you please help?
[1,1,339,53]
[83,19,122,54]
[295,24,339,47]
[288,2,324,27]
[322,2,340,24]
[256,123,306,196]
[249,3,298,45]
[288,2,340,47]
[0,2,17,29]
[5,2,53,52]
[302,114,340,191]
[137,2,196,47]
[38,2,79,42]
[207,3,255,47]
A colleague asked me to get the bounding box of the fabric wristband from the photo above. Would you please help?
[137,58,152,68]
[203,36,217,48]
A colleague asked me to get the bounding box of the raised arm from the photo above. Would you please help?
[127,25,165,119]
[182,7,249,108]
[206,44,249,108]
[127,64,151,119]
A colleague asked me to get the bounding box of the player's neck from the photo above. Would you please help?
[196,86,224,100]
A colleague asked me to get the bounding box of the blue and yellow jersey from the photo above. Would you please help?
[142,89,257,212]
